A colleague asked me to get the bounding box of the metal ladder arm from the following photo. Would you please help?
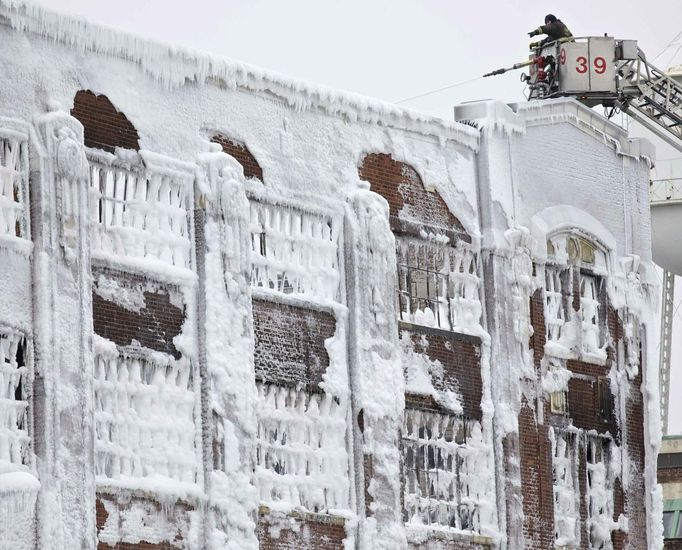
[618,49,682,154]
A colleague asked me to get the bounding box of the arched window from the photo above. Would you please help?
[544,233,608,361]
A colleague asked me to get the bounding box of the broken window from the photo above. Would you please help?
[402,408,490,532]
[0,330,30,468]
[0,135,28,238]
[585,434,615,549]
[249,200,342,303]
[254,382,350,513]
[396,238,479,331]
[93,352,199,485]
[551,429,579,546]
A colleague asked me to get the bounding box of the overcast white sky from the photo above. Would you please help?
[36,0,682,432]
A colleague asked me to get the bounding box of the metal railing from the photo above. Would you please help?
[650,159,682,204]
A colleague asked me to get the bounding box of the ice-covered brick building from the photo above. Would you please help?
[0,2,664,550]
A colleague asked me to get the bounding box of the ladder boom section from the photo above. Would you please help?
[618,49,682,152]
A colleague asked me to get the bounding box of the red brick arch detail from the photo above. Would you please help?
[211,134,263,182]
[71,90,140,152]
[358,153,468,240]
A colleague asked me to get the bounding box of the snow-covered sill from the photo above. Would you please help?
[0,234,33,257]
[405,524,495,546]
[0,471,40,493]
[91,252,197,287]
[251,287,347,318]
[245,186,345,221]
[96,477,206,505]
[543,344,608,367]
[258,504,352,526]
[398,320,482,344]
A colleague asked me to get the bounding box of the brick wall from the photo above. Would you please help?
[358,153,469,242]
[212,134,263,181]
[566,373,617,435]
[96,496,187,549]
[622,368,647,549]
[92,268,184,358]
[252,299,336,389]
[517,403,554,549]
[403,325,483,420]
[257,512,345,550]
[529,287,545,371]
[71,90,140,152]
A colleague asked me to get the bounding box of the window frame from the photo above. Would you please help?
[401,406,484,532]
[544,233,608,361]
[0,327,33,471]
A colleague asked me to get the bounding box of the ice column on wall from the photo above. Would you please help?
[345,182,406,549]
[30,106,96,550]
[196,146,259,550]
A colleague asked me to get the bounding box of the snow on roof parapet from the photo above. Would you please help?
[0,0,479,150]
[455,97,654,164]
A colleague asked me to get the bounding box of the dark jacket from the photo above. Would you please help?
[537,20,573,43]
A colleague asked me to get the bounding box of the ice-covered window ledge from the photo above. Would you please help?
[95,478,206,506]
[251,287,347,318]
[543,343,608,368]
[398,320,482,344]
[257,504,351,526]
[405,524,495,547]
[90,253,198,289]
[0,234,32,257]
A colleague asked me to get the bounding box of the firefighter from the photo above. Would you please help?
[528,14,573,47]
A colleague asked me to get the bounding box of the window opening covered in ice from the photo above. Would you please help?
[93,352,199,486]
[402,408,489,532]
[580,274,602,353]
[88,149,193,268]
[254,382,350,513]
[585,434,614,549]
[0,329,30,469]
[545,234,607,359]
[0,133,28,239]
[545,267,566,343]
[551,429,579,546]
[396,238,479,332]
[249,199,342,303]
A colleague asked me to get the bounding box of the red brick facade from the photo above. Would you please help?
[71,90,140,152]
[256,511,346,550]
[358,153,469,243]
[252,299,336,389]
[96,497,187,549]
[92,267,185,359]
[212,134,263,181]
[404,327,483,421]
